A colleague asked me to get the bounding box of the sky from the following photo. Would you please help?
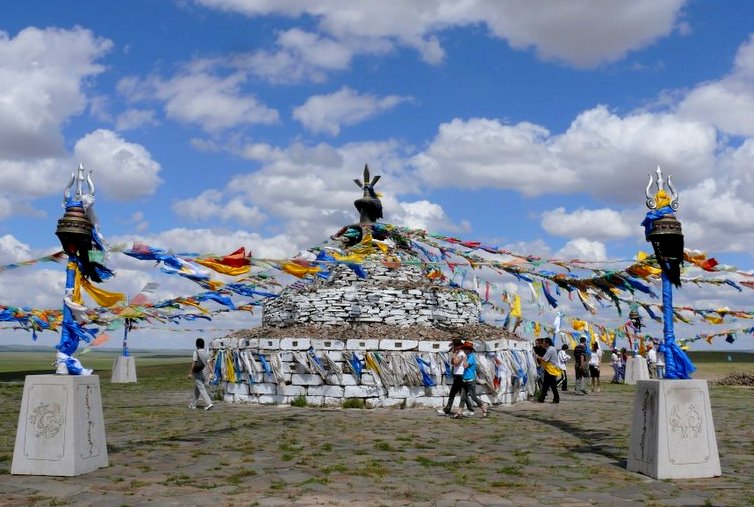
[1,0,754,352]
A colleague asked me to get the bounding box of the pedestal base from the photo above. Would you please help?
[627,379,720,479]
[11,375,108,476]
[111,355,137,383]
[625,356,650,385]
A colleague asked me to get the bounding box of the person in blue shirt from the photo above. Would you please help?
[459,341,489,418]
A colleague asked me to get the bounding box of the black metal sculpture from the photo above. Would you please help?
[353,164,383,224]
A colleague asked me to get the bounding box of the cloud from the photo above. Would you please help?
[293,87,410,135]
[115,108,159,131]
[541,207,634,241]
[172,189,267,226]
[233,28,358,83]
[556,238,609,262]
[677,34,754,137]
[118,69,279,132]
[0,27,112,159]
[195,0,687,73]
[73,129,163,200]
[413,107,716,203]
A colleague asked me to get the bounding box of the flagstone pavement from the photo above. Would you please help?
[1,380,752,506]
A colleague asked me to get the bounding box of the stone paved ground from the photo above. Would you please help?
[1,366,753,507]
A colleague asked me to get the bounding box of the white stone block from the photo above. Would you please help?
[360,372,378,385]
[323,397,341,406]
[328,374,358,385]
[258,338,280,350]
[240,338,258,348]
[379,339,419,351]
[278,385,305,397]
[427,384,449,396]
[411,397,444,408]
[280,337,311,350]
[418,341,449,353]
[481,339,507,352]
[110,355,137,383]
[308,385,344,397]
[627,379,720,479]
[291,374,323,386]
[346,338,380,350]
[312,339,345,350]
[305,396,324,406]
[325,351,346,361]
[249,383,277,395]
[279,352,294,362]
[12,375,108,476]
[227,383,250,395]
[625,356,650,385]
[367,398,403,408]
[387,386,427,399]
[258,395,291,405]
[344,385,382,398]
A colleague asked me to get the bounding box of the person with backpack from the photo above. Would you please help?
[188,337,213,410]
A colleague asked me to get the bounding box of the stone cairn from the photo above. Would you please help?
[209,165,537,408]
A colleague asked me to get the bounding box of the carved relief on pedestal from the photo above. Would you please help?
[666,387,710,464]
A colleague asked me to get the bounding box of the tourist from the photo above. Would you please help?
[610,348,621,384]
[656,341,666,379]
[619,348,628,383]
[534,337,560,403]
[557,344,570,391]
[533,338,547,394]
[438,337,466,416]
[588,341,603,392]
[573,336,589,394]
[459,341,489,417]
[646,342,658,378]
[188,337,213,410]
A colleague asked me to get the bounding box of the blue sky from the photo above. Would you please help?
[1,0,754,351]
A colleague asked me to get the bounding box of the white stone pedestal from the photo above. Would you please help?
[111,355,137,383]
[624,356,650,385]
[627,379,720,479]
[11,375,109,476]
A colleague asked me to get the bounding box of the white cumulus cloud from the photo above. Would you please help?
[293,87,410,135]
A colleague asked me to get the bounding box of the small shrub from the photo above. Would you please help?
[342,398,366,409]
[291,394,307,407]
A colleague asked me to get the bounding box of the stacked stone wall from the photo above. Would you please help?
[209,337,536,408]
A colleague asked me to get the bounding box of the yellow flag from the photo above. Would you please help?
[80,276,125,308]
[194,258,250,276]
[510,294,522,318]
[281,262,321,278]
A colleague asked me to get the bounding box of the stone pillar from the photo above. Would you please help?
[12,375,109,476]
[624,355,650,385]
[111,355,137,383]
[627,379,720,479]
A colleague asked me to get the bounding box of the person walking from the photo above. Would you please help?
[438,338,466,416]
[588,341,603,392]
[534,337,560,403]
[656,342,666,379]
[557,344,570,391]
[459,341,489,417]
[646,342,657,379]
[188,337,213,410]
[573,336,589,395]
[610,348,621,384]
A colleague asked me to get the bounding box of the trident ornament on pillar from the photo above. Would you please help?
[640,166,695,379]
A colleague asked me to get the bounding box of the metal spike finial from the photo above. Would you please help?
[62,163,95,208]
[645,165,679,210]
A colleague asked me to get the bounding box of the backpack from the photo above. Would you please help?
[192,355,205,373]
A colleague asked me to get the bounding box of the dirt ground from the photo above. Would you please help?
[1,363,753,507]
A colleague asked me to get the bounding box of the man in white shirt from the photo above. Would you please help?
[656,344,666,379]
[188,337,213,410]
[557,345,570,391]
[610,349,621,383]
[646,343,657,379]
